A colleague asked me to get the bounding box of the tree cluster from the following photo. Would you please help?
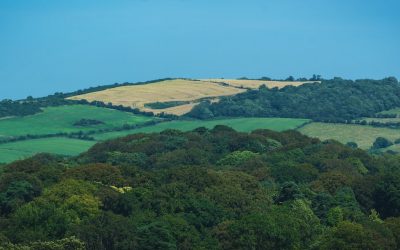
[144,101,191,110]
[73,119,105,127]
[0,99,43,118]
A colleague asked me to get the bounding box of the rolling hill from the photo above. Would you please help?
[67,78,311,115]
[1,77,400,163]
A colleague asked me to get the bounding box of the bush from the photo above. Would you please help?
[371,137,393,150]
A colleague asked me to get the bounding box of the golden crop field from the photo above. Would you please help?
[203,79,316,89]
[68,79,246,115]
[68,78,314,115]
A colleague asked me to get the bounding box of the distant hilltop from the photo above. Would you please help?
[67,78,317,115]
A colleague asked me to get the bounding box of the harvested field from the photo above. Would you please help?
[68,79,245,115]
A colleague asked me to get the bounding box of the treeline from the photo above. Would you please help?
[317,118,400,129]
[0,99,41,117]
[372,113,398,118]
[237,74,323,82]
[74,99,178,119]
[1,94,178,119]
[0,96,74,118]
[187,77,400,122]
[60,78,176,98]
[144,100,191,110]
[355,120,400,129]
[0,132,96,143]
[73,119,105,127]
[1,127,400,249]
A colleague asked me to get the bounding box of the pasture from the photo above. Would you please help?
[381,144,400,154]
[379,108,400,116]
[0,105,153,138]
[94,118,310,140]
[68,79,245,115]
[299,122,400,149]
[0,117,309,163]
[0,137,96,163]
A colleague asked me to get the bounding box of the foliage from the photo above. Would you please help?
[188,77,400,122]
[372,137,394,150]
[0,236,85,250]
[73,119,104,127]
[0,127,400,249]
[144,101,191,110]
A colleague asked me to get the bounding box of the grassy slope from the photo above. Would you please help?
[1,117,309,163]
[0,105,153,138]
[94,118,310,140]
[0,137,96,163]
[381,144,400,153]
[361,117,400,123]
[299,122,400,149]
[378,108,400,115]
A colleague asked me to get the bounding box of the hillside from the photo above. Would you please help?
[1,77,400,249]
[67,79,311,115]
[1,128,400,249]
[0,105,153,139]
[2,77,400,163]
[0,116,309,163]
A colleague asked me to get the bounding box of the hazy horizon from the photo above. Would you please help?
[1,0,399,100]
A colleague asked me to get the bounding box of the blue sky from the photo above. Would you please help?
[0,0,399,100]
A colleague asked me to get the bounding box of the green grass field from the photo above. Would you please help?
[94,118,310,140]
[0,117,309,163]
[0,137,97,163]
[381,144,400,153]
[0,105,153,138]
[378,108,400,116]
[299,122,400,149]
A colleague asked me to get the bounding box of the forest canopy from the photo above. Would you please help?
[1,126,400,249]
[187,77,400,122]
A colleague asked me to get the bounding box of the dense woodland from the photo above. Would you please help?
[1,127,400,249]
[188,77,400,122]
